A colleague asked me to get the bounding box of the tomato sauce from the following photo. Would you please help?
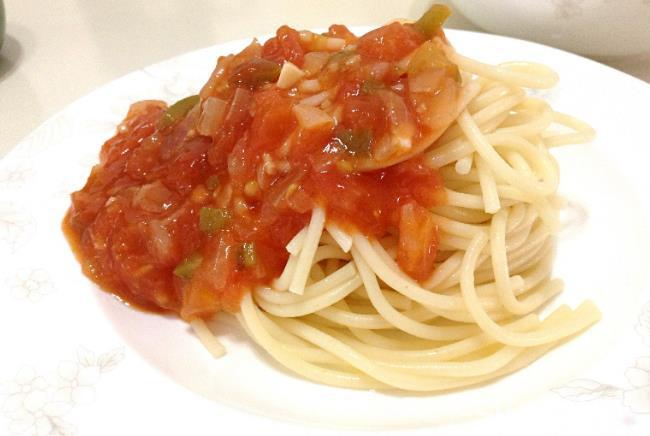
[64,19,460,320]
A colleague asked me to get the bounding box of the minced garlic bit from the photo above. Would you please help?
[277,62,306,89]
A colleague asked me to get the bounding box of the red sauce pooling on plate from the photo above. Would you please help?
[64,19,461,319]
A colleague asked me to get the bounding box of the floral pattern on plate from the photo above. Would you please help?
[1,347,124,436]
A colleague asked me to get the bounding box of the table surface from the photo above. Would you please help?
[1,0,649,158]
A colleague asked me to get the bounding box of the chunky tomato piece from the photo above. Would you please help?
[357,22,425,62]
[327,24,358,43]
[262,25,305,67]
[341,94,388,135]
[249,89,296,152]
[397,202,438,281]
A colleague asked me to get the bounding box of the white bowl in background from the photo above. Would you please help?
[449,0,650,57]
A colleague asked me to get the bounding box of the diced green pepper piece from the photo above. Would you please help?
[199,207,231,235]
[335,128,373,157]
[361,80,383,95]
[173,253,203,280]
[205,175,220,191]
[239,242,257,268]
[414,4,452,38]
[326,49,355,69]
[229,58,281,88]
[158,95,200,129]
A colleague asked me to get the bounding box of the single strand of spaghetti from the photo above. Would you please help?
[376,345,524,377]
[511,278,564,312]
[315,306,394,329]
[352,247,480,340]
[461,232,600,346]
[455,154,473,175]
[467,84,515,113]
[504,150,534,179]
[285,227,307,255]
[494,99,553,138]
[438,91,525,144]
[477,112,510,135]
[190,319,226,358]
[424,251,464,289]
[430,205,490,224]
[325,223,353,252]
[272,253,299,291]
[429,274,524,299]
[475,155,501,213]
[349,287,413,311]
[490,208,531,314]
[443,188,486,209]
[323,301,443,327]
[238,295,384,389]
[507,204,538,240]
[256,275,362,317]
[440,166,480,183]
[347,325,436,350]
[504,204,529,238]
[448,46,558,88]
[542,111,596,147]
[289,207,326,294]
[518,260,554,294]
[438,234,478,252]
[534,199,561,234]
[427,138,474,169]
[258,261,357,305]
[431,213,487,238]
[312,244,351,264]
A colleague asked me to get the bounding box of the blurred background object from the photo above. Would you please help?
[0,0,5,51]
[449,0,650,57]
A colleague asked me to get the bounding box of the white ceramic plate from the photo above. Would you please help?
[1,29,650,436]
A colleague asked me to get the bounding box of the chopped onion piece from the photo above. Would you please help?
[314,36,346,51]
[298,79,322,94]
[394,135,412,151]
[302,52,330,76]
[293,104,334,130]
[330,105,343,125]
[299,90,330,106]
[149,219,174,263]
[368,62,390,80]
[276,61,305,89]
[409,69,446,93]
[197,97,227,136]
[298,30,314,43]
[377,89,415,143]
